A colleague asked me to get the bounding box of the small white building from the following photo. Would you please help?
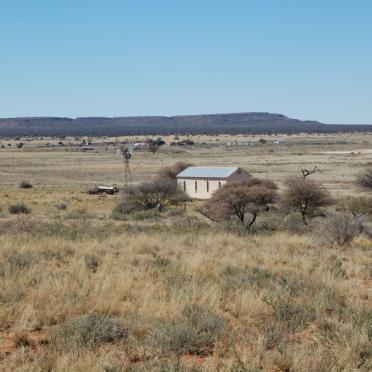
[176,166,252,199]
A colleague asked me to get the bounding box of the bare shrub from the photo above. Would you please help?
[339,196,372,217]
[321,212,363,246]
[260,323,284,350]
[56,313,128,350]
[19,180,33,189]
[201,178,278,229]
[156,162,190,180]
[281,176,333,225]
[356,166,372,190]
[8,202,31,214]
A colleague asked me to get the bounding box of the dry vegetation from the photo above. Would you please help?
[0,133,371,371]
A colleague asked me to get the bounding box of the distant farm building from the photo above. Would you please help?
[176,166,251,199]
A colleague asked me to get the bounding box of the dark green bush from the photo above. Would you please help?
[19,180,33,189]
[8,202,31,214]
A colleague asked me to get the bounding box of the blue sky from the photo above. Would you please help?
[0,0,371,123]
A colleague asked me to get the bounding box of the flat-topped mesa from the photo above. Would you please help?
[0,112,371,136]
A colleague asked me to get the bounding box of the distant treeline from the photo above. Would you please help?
[0,113,371,137]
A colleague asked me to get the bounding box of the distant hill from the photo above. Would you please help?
[0,113,371,137]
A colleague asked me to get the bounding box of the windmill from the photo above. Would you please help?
[120,145,133,185]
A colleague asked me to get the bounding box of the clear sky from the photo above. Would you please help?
[0,0,371,123]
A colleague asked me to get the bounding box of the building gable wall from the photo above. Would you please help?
[227,168,252,182]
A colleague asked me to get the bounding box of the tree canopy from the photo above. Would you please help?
[202,179,278,228]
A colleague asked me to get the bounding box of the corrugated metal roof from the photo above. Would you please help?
[176,166,239,179]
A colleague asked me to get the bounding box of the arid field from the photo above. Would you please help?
[0,133,371,371]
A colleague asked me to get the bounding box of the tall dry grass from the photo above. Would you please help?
[0,217,370,371]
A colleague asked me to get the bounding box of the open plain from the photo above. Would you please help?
[0,133,371,371]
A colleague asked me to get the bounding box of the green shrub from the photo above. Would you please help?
[112,200,141,220]
[56,313,128,350]
[315,287,346,317]
[263,295,316,331]
[154,304,225,357]
[222,266,303,296]
[40,249,63,262]
[8,202,31,214]
[129,209,161,221]
[66,208,94,220]
[249,211,281,234]
[283,212,309,234]
[152,257,171,269]
[222,266,279,291]
[224,212,280,236]
[7,253,34,270]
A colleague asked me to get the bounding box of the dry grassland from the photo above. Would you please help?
[0,133,371,371]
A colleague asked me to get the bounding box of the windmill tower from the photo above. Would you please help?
[120,145,133,185]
